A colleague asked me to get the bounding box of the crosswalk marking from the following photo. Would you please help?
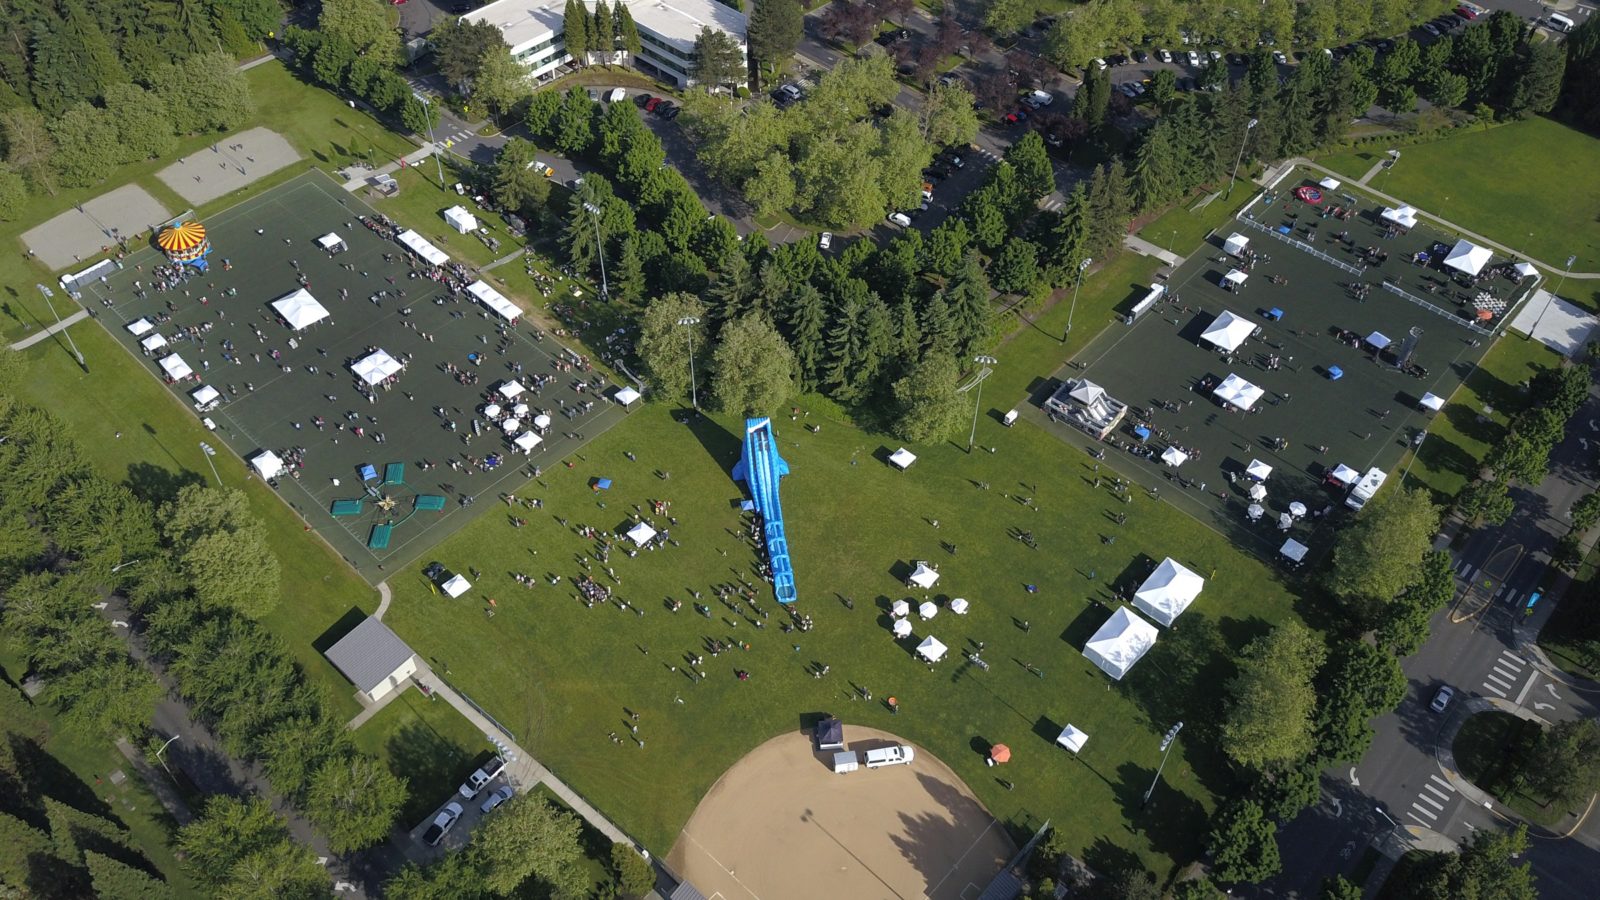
[1483,649,1526,696]
[1424,784,1451,800]
[1418,794,1444,810]
[1483,680,1508,697]
[1410,802,1437,820]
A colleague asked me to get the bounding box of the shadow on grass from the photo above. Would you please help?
[386,716,475,825]
[5,733,118,829]
[1442,401,1504,448]
[1113,760,1209,865]
[682,411,742,477]
[125,461,203,506]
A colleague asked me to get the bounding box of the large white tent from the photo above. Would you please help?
[1223,233,1250,257]
[513,431,542,453]
[191,384,221,410]
[316,232,347,254]
[396,229,449,267]
[1380,205,1418,230]
[1444,239,1493,277]
[1214,373,1265,411]
[1280,538,1309,562]
[626,522,657,546]
[1419,392,1445,412]
[1133,558,1205,627]
[441,574,471,598]
[1246,459,1273,481]
[908,562,940,590]
[916,636,948,662]
[1082,607,1159,681]
[1365,331,1391,350]
[614,387,642,407]
[443,206,479,235]
[889,448,917,470]
[1056,724,1089,753]
[126,317,155,336]
[158,353,193,381]
[496,380,526,400]
[1200,310,1258,353]
[1161,446,1189,467]
[250,449,285,480]
[1222,269,1249,290]
[466,280,522,322]
[271,288,330,331]
[351,349,403,386]
[140,333,168,352]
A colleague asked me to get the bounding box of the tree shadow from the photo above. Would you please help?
[1111,760,1209,865]
[680,411,742,476]
[5,733,116,827]
[884,771,1013,888]
[124,461,203,507]
[385,717,474,825]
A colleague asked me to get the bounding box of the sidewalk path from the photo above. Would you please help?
[374,580,394,619]
[8,308,89,350]
[1120,233,1185,268]
[342,146,441,192]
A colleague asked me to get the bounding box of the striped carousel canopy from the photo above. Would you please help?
[157,221,207,252]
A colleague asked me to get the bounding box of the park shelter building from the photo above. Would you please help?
[324,617,420,703]
[463,0,748,88]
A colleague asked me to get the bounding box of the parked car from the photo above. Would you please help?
[661,106,680,120]
[458,756,507,799]
[1004,108,1028,124]
[1456,5,1478,18]
[888,212,912,227]
[818,232,832,251]
[480,786,514,814]
[635,93,653,108]
[1157,48,1173,63]
[1430,685,1455,713]
[643,96,662,113]
[421,803,463,846]
[653,100,675,116]
[1423,23,1441,36]
[606,87,625,103]
[1273,50,1289,64]
[1186,50,1200,66]
[874,28,909,46]
[776,83,803,103]
[1107,54,1129,67]
[1132,49,1148,63]
[1090,57,1107,70]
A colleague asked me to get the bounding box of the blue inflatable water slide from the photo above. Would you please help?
[730,417,798,604]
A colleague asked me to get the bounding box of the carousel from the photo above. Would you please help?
[156,220,212,273]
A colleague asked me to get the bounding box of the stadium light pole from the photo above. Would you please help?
[966,356,998,454]
[35,283,86,371]
[1534,254,1579,338]
[413,92,447,188]
[1225,118,1258,200]
[1064,257,1092,341]
[154,734,180,779]
[198,441,221,486]
[582,202,609,300]
[677,316,702,409]
[1141,721,1184,807]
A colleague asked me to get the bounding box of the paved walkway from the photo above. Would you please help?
[373,580,394,619]
[341,146,442,193]
[1120,233,1185,267]
[7,308,89,350]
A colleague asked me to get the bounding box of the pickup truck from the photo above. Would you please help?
[863,744,915,768]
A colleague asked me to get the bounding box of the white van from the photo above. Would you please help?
[1548,12,1575,32]
[1023,89,1054,109]
[863,744,915,768]
[888,212,912,228]
[607,88,626,103]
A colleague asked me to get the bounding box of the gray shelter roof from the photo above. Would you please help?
[324,617,417,693]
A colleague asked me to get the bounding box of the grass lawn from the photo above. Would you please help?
[1396,333,1561,502]
[1315,118,1600,282]
[351,689,489,828]
[1452,710,1565,828]
[1136,187,1258,258]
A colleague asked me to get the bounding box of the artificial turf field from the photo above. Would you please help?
[1040,172,1530,561]
[74,170,627,581]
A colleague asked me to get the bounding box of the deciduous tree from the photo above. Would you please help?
[637,293,708,403]
[179,796,326,896]
[710,314,795,416]
[1327,486,1438,604]
[469,794,589,896]
[891,353,967,443]
[1206,799,1281,883]
[1222,621,1326,769]
[306,756,408,853]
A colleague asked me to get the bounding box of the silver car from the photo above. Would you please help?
[480,785,514,814]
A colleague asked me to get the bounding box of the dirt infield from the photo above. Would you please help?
[156,127,301,205]
[21,184,171,271]
[667,727,1014,900]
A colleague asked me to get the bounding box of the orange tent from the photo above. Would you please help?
[989,744,1011,764]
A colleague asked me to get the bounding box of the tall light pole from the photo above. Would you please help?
[1064,257,1092,341]
[198,441,221,486]
[155,734,180,779]
[582,202,609,300]
[1384,148,1400,177]
[1554,253,1578,300]
[1374,805,1400,833]
[1141,721,1184,807]
[36,283,86,371]
[676,316,701,409]
[1225,118,1258,200]
[111,558,143,573]
[413,92,447,188]
[965,355,997,454]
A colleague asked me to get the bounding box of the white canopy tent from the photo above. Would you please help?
[158,354,193,381]
[1222,269,1249,290]
[626,522,657,546]
[908,562,940,590]
[533,414,552,429]
[1082,607,1159,681]
[443,206,479,234]
[1249,483,1268,501]
[1246,459,1273,481]
[351,349,404,386]
[513,403,530,417]
[1246,503,1265,520]
[889,448,917,470]
[1289,501,1308,518]
[466,280,522,322]
[1381,205,1419,230]
[1445,239,1493,277]
[513,431,542,453]
[891,599,911,617]
[1056,724,1089,753]
[1161,446,1189,467]
[396,229,449,267]
[140,333,168,352]
[1278,512,1294,530]
[483,403,502,418]
[916,636,948,662]
[250,449,285,480]
[441,574,471,598]
[1514,262,1538,280]
[950,597,970,615]
[1318,176,1342,190]
[1223,233,1250,257]
[1280,538,1309,562]
[271,288,330,331]
[1328,463,1361,485]
[892,618,913,637]
[1201,310,1258,353]
[496,380,526,400]
[614,387,642,407]
[191,384,220,409]
[316,232,347,254]
[1133,558,1205,627]
[1215,373,1265,411]
[918,600,938,620]
[126,318,154,336]
[1365,331,1391,350]
[1419,392,1445,412]
[500,418,522,433]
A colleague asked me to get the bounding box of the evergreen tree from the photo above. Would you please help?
[1004,131,1053,200]
[747,0,803,83]
[919,290,958,358]
[946,253,994,358]
[59,0,128,100]
[707,251,756,327]
[616,3,642,57]
[923,218,971,278]
[1131,121,1179,211]
[823,289,869,403]
[592,0,614,60]
[85,850,167,898]
[692,26,746,90]
[1051,183,1091,273]
[612,236,646,305]
[1508,39,1565,118]
[782,282,828,390]
[1076,63,1111,129]
[990,239,1040,294]
[563,0,592,63]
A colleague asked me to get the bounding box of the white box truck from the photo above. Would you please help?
[863,744,915,768]
[1345,467,1387,510]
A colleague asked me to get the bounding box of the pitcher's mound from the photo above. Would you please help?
[667,727,1014,900]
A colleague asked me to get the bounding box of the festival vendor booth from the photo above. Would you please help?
[949,597,970,615]
[1223,233,1250,258]
[1444,239,1493,278]
[918,600,938,620]
[1246,459,1272,481]
[1326,463,1360,489]
[889,448,917,470]
[816,717,845,751]
[250,449,285,480]
[443,206,479,235]
[513,431,542,453]
[891,599,911,617]
[1221,269,1248,292]
[1381,205,1418,232]
[316,233,348,255]
[126,318,155,337]
[1044,378,1127,440]
[140,333,168,353]
[1249,483,1267,501]
[626,522,657,546]
[1082,607,1159,681]
[441,574,472,598]
[892,618,912,637]
[271,288,330,331]
[191,384,221,412]
[156,220,212,272]
[1514,262,1538,282]
[351,349,404,386]
[614,387,642,407]
[1214,373,1265,411]
[907,562,940,590]
[916,636,948,663]
[1365,331,1391,353]
[1246,503,1265,521]
[1161,446,1189,467]
[1280,538,1309,564]
[466,280,523,324]
[158,353,194,383]
[1419,392,1445,413]
[1133,557,1205,627]
[1200,310,1258,353]
[396,229,450,267]
[1056,724,1089,753]
[496,380,526,400]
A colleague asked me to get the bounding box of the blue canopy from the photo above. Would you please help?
[1133,425,1152,442]
[592,477,612,491]
[359,464,379,482]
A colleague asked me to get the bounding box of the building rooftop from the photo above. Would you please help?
[324,617,417,694]
[464,0,746,56]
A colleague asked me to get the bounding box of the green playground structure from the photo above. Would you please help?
[368,523,393,549]
[414,494,447,511]
[331,499,363,517]
[383,462,405,485]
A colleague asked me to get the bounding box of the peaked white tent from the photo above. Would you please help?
[140,333,168,352]
[891,599,911,617]
[889,448,917,470]
[191,384,221,409]
[1419,392,1445,412]
[396,229,449,266]
[316,232,347,254]
[1246,459,1273,481]
[1280,538,1310,562]
[1318,176,1341,190]
[1214,373,1265,410]
[1444,239,1493,277]
[513,431,542,453]
[950,597,970,615]
[1365,331,1391,350]
[1133,558,1205,627]
[1249,483,1267,501]
[1056,724,1089,753]
[892,618,913,637]
[158,354,193,381]
[1246,503,1265,520]
[1514,262,1537,280]
[1223,233,1250,257]
[1161,446,1189,467]
[126,317,154,336]
[626,522,657,546]
[250,449,285,480]
[271,288,330,330]
[466,280,522,322]
[916,636,948,662]
[1082,607,1159,681]
[441,574,471,597]
[1380,205,1418,230]
[1222,269,1249,290]
[496,380,526,400]
[1201,311,1258,352]
[614,387,642,406]
[1328,463,1360,485]
[908,562,940,590]
[918,600,938,620]
[443,206,479,234]
[351,349,403,385]
[500,417,522,433]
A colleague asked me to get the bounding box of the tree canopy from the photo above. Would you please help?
[1221,621,1326,770]
[1327,486,1438,604]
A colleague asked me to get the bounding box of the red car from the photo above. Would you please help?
[643,96,662,113]
[1455,5,1477,18]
